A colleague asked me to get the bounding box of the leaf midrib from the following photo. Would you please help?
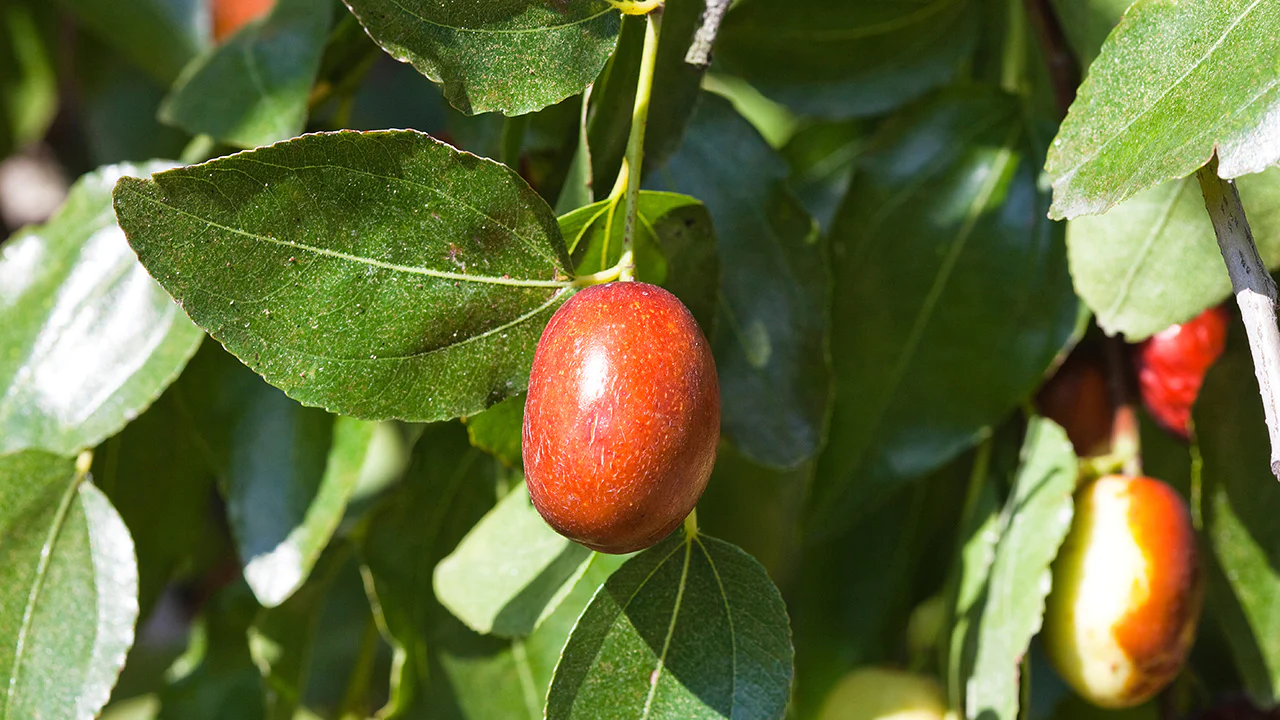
[380,0,614,37]
[640,538,692,720]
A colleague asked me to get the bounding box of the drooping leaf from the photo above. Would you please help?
[780,119,869,232]
[112,130,577,423]
[965,418,1077,720]
[1047,0,1280,218]
[586,15,644,200]
[811,88,1077,537]
[716,0,979,118]
[1066,170,1280,340]
[359,423,503,717]
[1197,329,1280,705]
[645,0,712,168]
[0,161,204,456]
[159,0,333,148]
[652,93,830,470]
[175,342,368,608]
[0,0,57,159]
[561,191,720,333]
[546,530,794,720]
[59,0,208,84]
[341,0,620,116]
[434,482,592,638]
[0,451,138,720]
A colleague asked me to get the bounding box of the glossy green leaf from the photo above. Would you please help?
[465,393,526,467]
[546,530,794,720]
[92,385,220,621]
[965,418,1077,720]
[0,451,138,720]
[176,343,370,608]
[112,130,577,423]
[716,0,978,118]
[341,0,620,116]
[0,0,57,158]
[0,162,205,456]
[644,0,711,168]
[159,0,333,148]
[58,0,207,84]
[1066,170,1280,340]
[811,88,1077,537]
[652,94,830,470]
[158,582,266,720]
[434,482,592,638]
[562,191,720,333]
[1197,331,1280,705]
[1047,0,1280,218]
[359,423,503,717]
[781,119,868,233]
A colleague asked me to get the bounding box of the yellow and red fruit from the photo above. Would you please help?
[522,282,720,554]
[1044,475,1203,708]
[1134,306,1229,439]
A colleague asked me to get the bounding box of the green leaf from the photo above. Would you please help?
[1066,170,1280,340]
[716,0,978,118]
[780,119,869,232]
[434,482,593,638]
[92,385,221,621]
[177,343,369,608]
[811,88,1077,537]
[341,0,620,116]
[1197,331,1280,705]
[1046,0,1280,219]
[0,451,138,720]
[158,582,266,720]
[651,93,830,470]
[359,423,503,716]
[546,530,794,720]
[58,0,207,84]
[112,130,577,423]
[159,0,333,148]
[965,418,1077,720]
[562,191,720,332]
[0,0,58,158]
[1,162,205,456]
[465,393,525,467]
[1048,0,1132,67]
[643,0,711,168]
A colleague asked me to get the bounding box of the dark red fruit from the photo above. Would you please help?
[1134,306,1229,438]
[1038,349,1114,456]
[522,282,720,554]
[213,0,274,42]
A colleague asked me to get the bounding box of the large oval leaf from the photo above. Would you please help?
[716,0,978,118]
[0,161,204,456]
[112,130,576,423]
[60,0,207,84]
[811,88,1077,537]
[0,451,138,720]
[546,530,794,720]
[1067,169,1280,340]
[342,0,620,116]
[1047,0,1280,218]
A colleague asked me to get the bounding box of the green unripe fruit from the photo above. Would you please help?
[818,668,951,720]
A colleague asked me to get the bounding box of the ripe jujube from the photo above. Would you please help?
[1134,306,1229,439]
[522,282,719,554]
[1044,474,1202,708]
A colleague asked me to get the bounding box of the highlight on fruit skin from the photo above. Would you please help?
[817,668,951,720]
[521,281,720,554]
[1043,474,1203,708]
[1134,305,1229,439]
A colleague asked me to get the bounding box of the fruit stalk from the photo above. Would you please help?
[618,11,662,282]
[1196,156,1280,480]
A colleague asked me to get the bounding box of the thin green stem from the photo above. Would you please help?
[683,507,698,540]
[618,12,661,282]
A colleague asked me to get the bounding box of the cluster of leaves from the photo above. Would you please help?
[2,0,1280,720]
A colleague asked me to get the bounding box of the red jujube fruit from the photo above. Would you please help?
[1134,306,1229,438]
[522,282,720,554]
[213,0,274,42]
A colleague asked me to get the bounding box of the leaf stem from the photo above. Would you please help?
[617,11,662,282]
[1196,155,1280,481]
[683,507,698,540]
